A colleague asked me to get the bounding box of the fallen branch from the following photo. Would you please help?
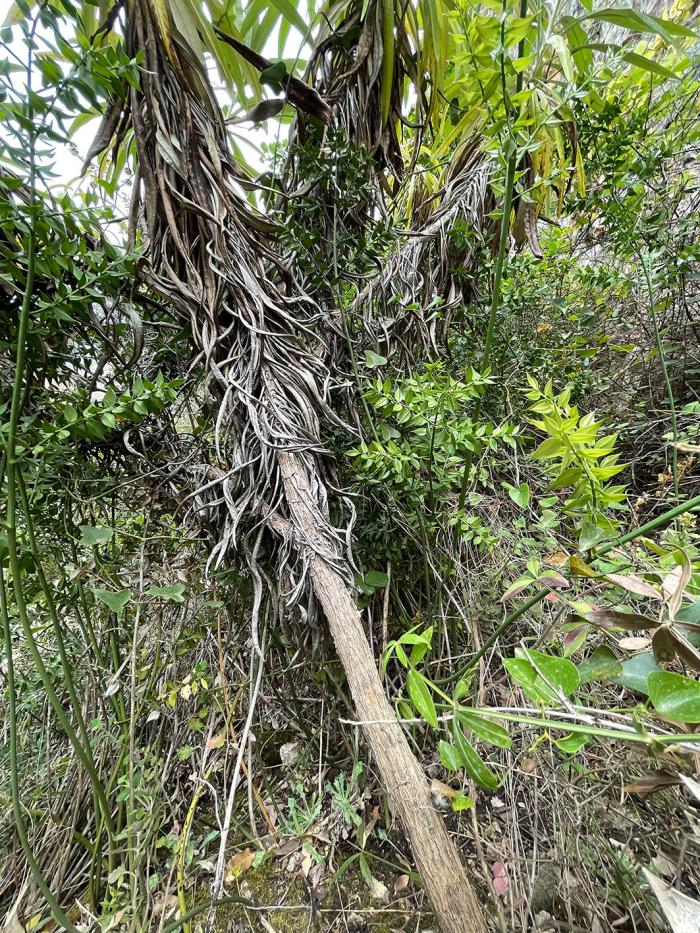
[276,450,488,933]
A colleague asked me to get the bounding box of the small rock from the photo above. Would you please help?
[279,741,300,768]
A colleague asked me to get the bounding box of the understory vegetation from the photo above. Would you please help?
[1,0,700,931]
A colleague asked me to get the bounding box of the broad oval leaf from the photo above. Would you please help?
[513,648,580,702]
[579,522,606,552]
[648,671,700,723]
[611,651,660,696]
[79,525,113,547]
[365,350,387,368]
[577,646,623,684]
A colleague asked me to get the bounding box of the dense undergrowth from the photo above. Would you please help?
[1,0,700,931]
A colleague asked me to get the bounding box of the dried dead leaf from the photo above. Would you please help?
[431,778,459,799]
[225,847,256,882]
[643,868,700,932]
[368,875,389,901]
[275,838,301,857]
[664,554,691,620]
[607,573,660,599]
[618,636,652,651]
[680,773,700,804]
[300,847,313,878]
[207,732,226,750]
[623,773,682,795]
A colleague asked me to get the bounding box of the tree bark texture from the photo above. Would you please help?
[276,450,488,933]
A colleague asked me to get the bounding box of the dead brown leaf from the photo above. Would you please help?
[623,773,682,795]
[225,847,256,882]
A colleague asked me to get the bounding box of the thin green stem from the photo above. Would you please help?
[17,475,93,751]
[640,251,679,503]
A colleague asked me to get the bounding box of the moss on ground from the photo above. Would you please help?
[190,853,435,932]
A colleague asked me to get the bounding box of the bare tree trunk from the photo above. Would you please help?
[277,450,488,933]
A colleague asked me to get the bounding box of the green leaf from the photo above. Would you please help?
[506,649,580,704]
[504,482,530,508]
[439,739,462,772]
[406,670,438,728]
[532,437,564,460]
[584,8,696,41]
[611,651,660,696]
[263,0,307,37]
[451,792,474,812]
[79,525,113,547]
[677,601,700,625]
[456,709,511,749]
[259,60,288,87]
[577,646,623,684]
[364,350,388,368]
[623,51,679,80]
[93,588,132,614]
[648,671,700,723]
[63,404,78,424]
[548,34,575,83]
[146,583,186,603]
[364,570,389,588]
[452,723,499,789]
[579,522,606,551]
[554,732,589,755]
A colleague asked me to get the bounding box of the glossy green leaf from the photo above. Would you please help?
[453,723,499,789]
[577,646,623,684]
[532,437,565,460]
[407,670,438,728]
[611,651,660,696]
[439,739,461,772]
[554,732,589,755]
[457,709,511,749]
[512,648,580,702]
[259,60,287,86]
[648,671,700,723]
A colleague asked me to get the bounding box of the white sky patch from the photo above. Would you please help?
[2,6,310,202]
